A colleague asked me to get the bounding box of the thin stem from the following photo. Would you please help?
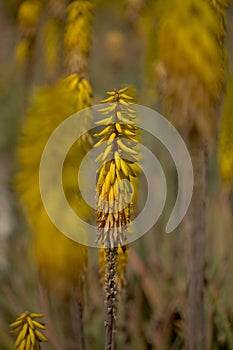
[104,247,118,350]
[186,130,206,350]
[72,301,85,350]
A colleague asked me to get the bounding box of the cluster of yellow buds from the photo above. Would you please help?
[64,0,93,75]
[10,312,47,350]
[95,88,140,250]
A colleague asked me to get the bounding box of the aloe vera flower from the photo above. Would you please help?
[95,88,140,250]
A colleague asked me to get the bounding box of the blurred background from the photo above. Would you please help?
[0,0,233,349]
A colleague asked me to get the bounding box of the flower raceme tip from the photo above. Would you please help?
[95,88,140,250]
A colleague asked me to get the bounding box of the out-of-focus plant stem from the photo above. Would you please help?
[186,131,207,350]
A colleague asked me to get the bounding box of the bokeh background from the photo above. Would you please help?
[0,0,233,349]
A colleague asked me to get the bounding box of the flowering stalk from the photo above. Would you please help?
[9,312,47,350]
[95,88,139,350]
[95,88,139,249]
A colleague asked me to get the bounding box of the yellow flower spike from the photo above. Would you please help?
[65,0,93,75]
[157,0,228,141]
[95,88,139,249]
[10,312,47,350]
[16,73,93,299]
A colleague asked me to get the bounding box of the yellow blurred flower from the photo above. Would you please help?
[16,74,93,296]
